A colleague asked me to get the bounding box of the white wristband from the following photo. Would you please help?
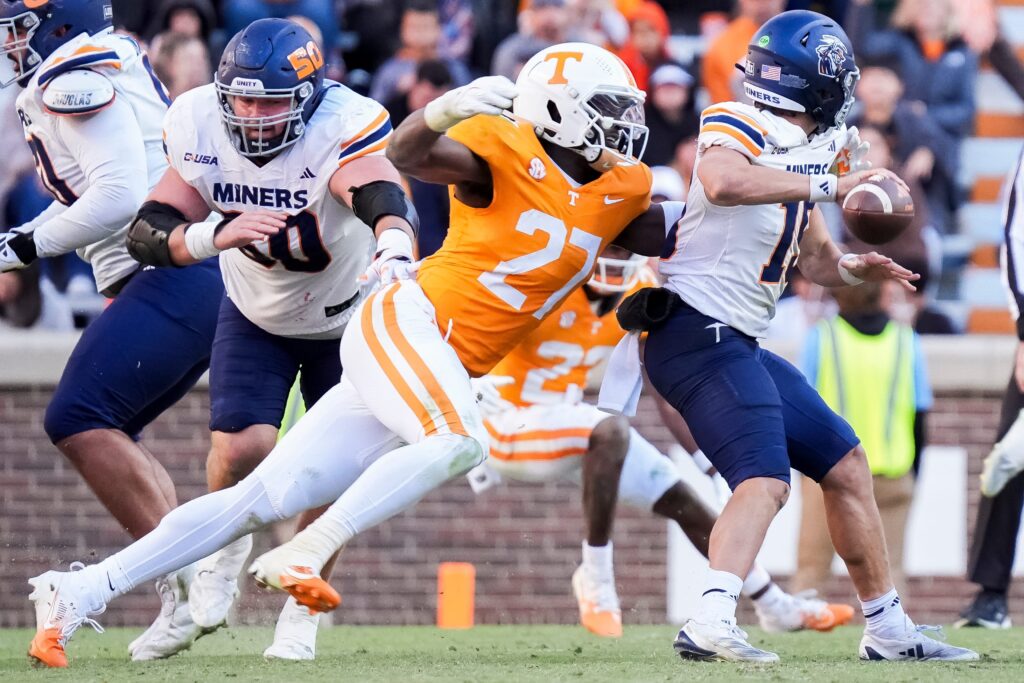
[838,253,864,286]
[808,173,839,203]
[183,219,222,261]
[375,228,414,261]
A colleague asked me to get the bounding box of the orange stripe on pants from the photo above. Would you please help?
[489,446,589,462]
[360,289,438,435]
[381,286,469,437]
[484,423,594,444]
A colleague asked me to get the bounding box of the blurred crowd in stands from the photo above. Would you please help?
[2,0,1021,337]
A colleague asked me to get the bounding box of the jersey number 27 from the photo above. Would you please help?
[478,209,602,320]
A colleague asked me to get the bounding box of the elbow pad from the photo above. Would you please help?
[126,200,189,267]
[349,181,419,235]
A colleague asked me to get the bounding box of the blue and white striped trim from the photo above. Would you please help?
[337,116,393,167]
[38,51,121,88]
[700,113,766,150]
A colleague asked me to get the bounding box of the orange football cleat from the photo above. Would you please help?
[572,566,623,638]
[27,563,106,668]
[277,566,342,614]
[800,601,855,632]
[28,627,68,668]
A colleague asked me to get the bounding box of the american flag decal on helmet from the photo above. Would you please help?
[760,64,782,81]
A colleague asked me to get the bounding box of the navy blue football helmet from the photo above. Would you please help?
[741,10,859,133]
[215,18,325,158]
[0,0,113,88]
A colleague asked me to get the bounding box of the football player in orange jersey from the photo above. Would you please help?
[24,42,686,659]
[469,246,853,638]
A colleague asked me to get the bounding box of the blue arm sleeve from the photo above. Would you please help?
[912,332,933,411]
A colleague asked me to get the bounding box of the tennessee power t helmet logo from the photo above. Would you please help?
[815,35,848,77]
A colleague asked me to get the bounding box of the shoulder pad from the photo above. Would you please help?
[42,70,115,116]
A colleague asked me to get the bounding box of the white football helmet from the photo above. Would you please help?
[588,248,648,294]
[513,42,648,172]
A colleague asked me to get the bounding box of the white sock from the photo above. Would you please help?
[285,434,482,568]
[582,541,614,580]
[740,563,772,597]
[695,568,743,626]
[95,477,281,598]
[860,587,908,635]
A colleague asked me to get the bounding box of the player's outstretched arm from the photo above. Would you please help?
[698,146,905,207]
[329,154,420,285]
[797,206,920,291]
[387,76,516,195]
[1,98,150,273]
[127,166,285,267]
[614,201,686,256]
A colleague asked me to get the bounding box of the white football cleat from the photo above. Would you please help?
[263,596,321,660]
[980,409,1024,497]
[28,562,106,668]
[860,620,980,661]
[189,535,253,629]
[571,566,622,638]
[755,589,855,633]
[248,545,340,613]
[673,618,779,664]
[130,570,203,661]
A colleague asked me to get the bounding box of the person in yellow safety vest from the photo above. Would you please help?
[793,280,932,600]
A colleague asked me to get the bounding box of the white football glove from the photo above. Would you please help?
[469,375,515,418]
[832,125,871,176]
[359,228,419,289]
[466,460,503,494]
[359,256,419,289]
[423,76,518,132]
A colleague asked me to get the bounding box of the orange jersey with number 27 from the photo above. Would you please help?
[415,114,652,377]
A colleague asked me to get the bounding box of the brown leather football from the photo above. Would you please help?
[840,175,914,245]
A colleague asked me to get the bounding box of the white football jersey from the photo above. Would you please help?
[164,82,386,338]
[16,30,170,291]
[659,102,846,338]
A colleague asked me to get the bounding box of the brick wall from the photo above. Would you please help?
[2,386,1021,629]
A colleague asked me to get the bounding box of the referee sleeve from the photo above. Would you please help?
[1002,147,1024,339]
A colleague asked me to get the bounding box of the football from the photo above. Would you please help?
[840,174,915,245]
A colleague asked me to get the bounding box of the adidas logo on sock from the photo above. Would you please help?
[300,167,317,179]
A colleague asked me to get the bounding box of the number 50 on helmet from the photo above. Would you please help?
[513,42,648,172]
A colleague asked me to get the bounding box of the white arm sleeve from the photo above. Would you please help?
[12,200,68,235]
[29,97,149,258]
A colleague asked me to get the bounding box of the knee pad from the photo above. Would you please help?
[252,466,317,522]
[618,430,682,509]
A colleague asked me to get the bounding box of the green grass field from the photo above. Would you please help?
[1,625,1020,682]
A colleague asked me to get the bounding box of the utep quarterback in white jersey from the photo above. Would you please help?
[469,251,855,640]
[612,10,978,666]
[120,19,417,662]
[0,1,224,669]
